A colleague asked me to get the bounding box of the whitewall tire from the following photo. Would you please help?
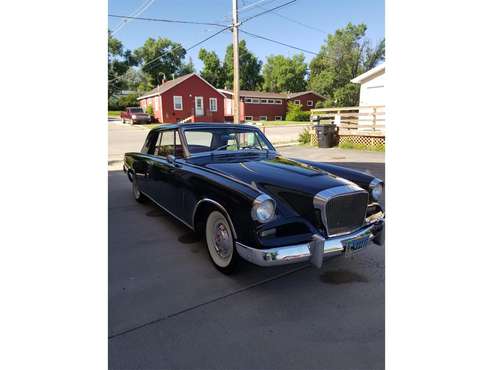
[205,210,237,274]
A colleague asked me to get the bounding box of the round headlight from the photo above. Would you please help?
[370,179,384,202]
[252,195,275,223]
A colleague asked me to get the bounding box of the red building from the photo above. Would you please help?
[137,73,225,123]
[220,89,326,121]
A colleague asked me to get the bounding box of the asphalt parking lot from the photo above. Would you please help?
[108,122,385,370]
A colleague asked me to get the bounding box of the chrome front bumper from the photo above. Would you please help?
[236,219,384,268]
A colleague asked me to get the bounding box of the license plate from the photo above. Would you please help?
[344,234,371,257]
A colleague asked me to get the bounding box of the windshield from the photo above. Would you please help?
[183,127,274,155]
[129,108,144,113]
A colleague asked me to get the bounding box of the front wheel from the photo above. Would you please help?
[205,210,238,274]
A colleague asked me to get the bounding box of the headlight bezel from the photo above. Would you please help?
[369,178,384,202]
[251,194,276,223]
[131,114,137,119]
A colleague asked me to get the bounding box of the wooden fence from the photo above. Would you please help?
[310,105,385,134]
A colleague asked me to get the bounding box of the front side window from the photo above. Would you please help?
[173,96,183,110]
[209,97,217,112]
[183,128,273,155]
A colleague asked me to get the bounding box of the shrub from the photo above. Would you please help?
[298,128,311,144]
[286,102,311,121]
[146,104,154,116]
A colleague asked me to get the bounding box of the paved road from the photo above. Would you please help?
[108,122,385,370]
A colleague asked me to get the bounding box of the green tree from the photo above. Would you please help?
[178,57,195,76]
[309,23,385,107]
[108,33,137,98]
[285,102,310,121]
[223,40,263,90]
[262,54,307,93]
[133,37,187,90]
[198,48,226,88]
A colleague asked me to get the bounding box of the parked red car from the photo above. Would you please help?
[120,107,152,125]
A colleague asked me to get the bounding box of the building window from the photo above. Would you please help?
[251,98,260,104]
[173,96,183,110]
[294,99,301,105]
[259,115,268,121]
[260,99,267,104]
[209,97,217,112]
[275,99,282,104]
[307,100,313,107]
[245,116,253,121]
[267,99,274,104]
[245,98,252,103]
[154,97,159,112]
[275,116,282,121]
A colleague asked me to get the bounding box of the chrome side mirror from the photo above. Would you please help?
[166,154,176,166]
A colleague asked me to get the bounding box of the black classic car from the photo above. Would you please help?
[124,123,384,274]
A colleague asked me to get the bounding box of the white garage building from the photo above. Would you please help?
[351,63,385,106]
[351,63,385,131]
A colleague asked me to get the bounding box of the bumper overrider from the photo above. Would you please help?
[236,214,384,268]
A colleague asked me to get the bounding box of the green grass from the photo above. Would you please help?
[339,141,385,152]
[254,120,310,127]
[108,111,121,117]
[139,124,162,130]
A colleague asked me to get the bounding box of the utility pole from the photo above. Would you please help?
[232,0,241,123]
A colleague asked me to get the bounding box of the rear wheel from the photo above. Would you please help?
[205,210,238,274]
[131,173,145,203]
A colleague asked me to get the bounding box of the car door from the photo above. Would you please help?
[132,130,159,195]
[148,129,184,215]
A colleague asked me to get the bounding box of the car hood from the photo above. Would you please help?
[191,153,357,218]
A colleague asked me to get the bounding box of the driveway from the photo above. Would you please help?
[108,121,385,370]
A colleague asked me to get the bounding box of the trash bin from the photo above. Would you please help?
[314,124,339,148]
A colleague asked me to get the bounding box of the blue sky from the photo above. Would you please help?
[108,0,384,70]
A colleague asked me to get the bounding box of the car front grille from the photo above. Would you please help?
[325,191,368,235]
[314,185,369,237]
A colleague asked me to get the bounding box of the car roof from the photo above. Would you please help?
[149,122,260,132]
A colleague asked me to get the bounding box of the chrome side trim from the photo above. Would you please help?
[313,184,368,237]
[236,218,384,267]
[191,198,238,239]
[141,190,194,230]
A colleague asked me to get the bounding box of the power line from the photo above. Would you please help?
[112,0,156,35]
[241,29,318,55]
[109,14,228,28]
[240,0,297,25]
[255,4,326,34]
[237,0,279,12]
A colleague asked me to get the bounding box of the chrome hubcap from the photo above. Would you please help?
[213,222,231,258]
